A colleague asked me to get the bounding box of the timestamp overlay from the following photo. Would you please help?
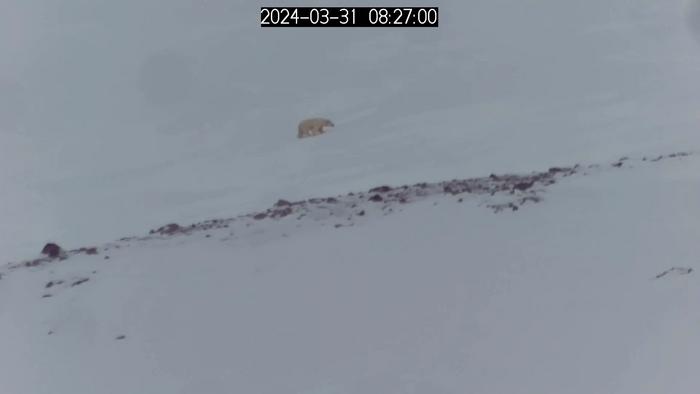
[260,7,439,27]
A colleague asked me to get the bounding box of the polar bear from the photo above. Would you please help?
[298,117,334,139]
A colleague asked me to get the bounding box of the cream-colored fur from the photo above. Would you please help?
[298,117,334,139]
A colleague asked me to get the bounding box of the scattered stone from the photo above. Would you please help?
[41,243,63,258]
[654,267,693,279]
[520,196,542,204]
[71,278,90,287]
[269,206,293,219]
[488,202,519,213]
[24,259,44,267]
[115,335,126,340]
[150,223,183,236]
[513,181,534,191]
[274,199,292,207]
[83,247,98,255]
[4,152,692,269]
[369,185,392,193]
[444,184,462,195]
[42,294,52,298]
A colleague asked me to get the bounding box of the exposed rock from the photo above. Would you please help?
[513,181,534,191]
[41,243,63,258]
[654,267,693,279]
[150,223,183,236]
[369,185,392,193]
[24,259,44,267]
[3,152,692,270]
[82,247,99,255]
[71,278,90,287]
[274,199,292,207]
[269,206,293,219]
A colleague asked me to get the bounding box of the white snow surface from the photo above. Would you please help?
[2,0,700,392]
[1,154,699,394]
[3,0,700,261]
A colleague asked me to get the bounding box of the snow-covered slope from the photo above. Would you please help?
[3,0,700,262]
[1,152,698,394]
[2,1,700,392]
